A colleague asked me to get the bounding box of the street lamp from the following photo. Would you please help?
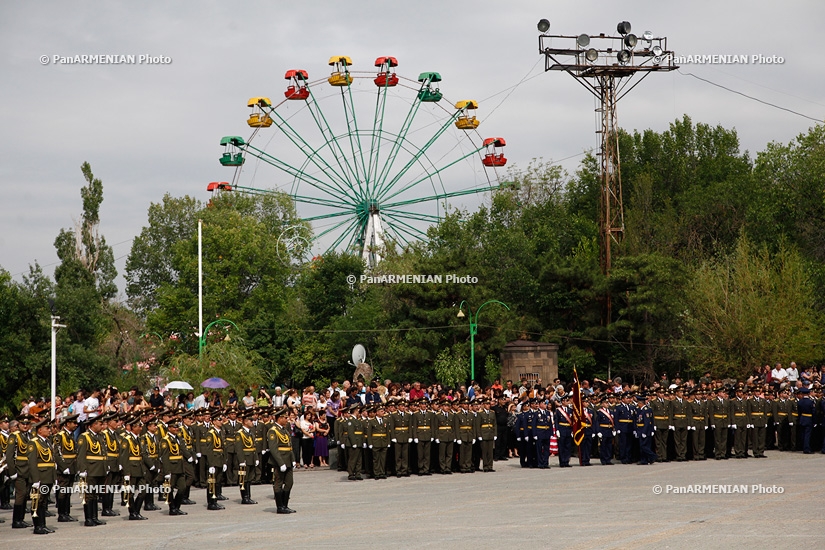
[198,318,240,362]
[457,300,510,382]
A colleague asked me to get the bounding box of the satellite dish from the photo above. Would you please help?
[352,344,367,366]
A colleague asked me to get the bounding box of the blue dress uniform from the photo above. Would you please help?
[615,396,635,464]
[595,400,615,465]
[530,404,554,469]
[580,405,594,466]
[515,404,532,468]
[635,396,656,465]
[797,388,815,453]
[554,399,574,467]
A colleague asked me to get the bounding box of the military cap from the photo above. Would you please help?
[0,414,10,423]
[167,420,182,428]
[33,418,52,430]
[17,413,36,423]
[273,407,289,418]
[799,387,810,394]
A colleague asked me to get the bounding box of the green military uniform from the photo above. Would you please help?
[267,409,296,514]
[388,405,412,476]
[412,402,434,475]
[53,418,79,522]
[367,411,390,479]
[731,389,749,458]
[101,417,122,517]
[118,422,149,520]
[436,404,455,474]
[140,425,162,512]
[160,424,193,515]
[6,416,33,529]
[335,409,349,472]
[670,390,690,461]
[179,414,197,505]
[650,391,671,461]
[223,413,239,486]
[204,419,227,510]
[345,407,366,480]
[77,423,108,526]
[455,401,475,473]
[688,392,707,460]
[234,419,258,504]
[27,421,57,534]
[476,400,497,472]
[710,390,732,459]
[748,391,770,458]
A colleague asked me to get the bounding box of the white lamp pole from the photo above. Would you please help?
[50,315,66,420]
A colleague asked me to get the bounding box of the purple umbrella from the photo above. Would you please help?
[201,377,230,389]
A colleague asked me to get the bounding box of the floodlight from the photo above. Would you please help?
[577,34,590,48]
[617,50,631,64]
[624,34,637,49]
[538,19,550,33]
[617,21,631,35]
[651,45,663,56]
[642,30,653,41]
[585,48,599,62]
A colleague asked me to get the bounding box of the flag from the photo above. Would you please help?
[571,367,584,446]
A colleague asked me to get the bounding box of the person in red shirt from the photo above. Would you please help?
[409,382,426,401]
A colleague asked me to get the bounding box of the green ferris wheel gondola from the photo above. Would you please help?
[211,55,509,267]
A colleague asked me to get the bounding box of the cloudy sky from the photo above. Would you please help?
[2,0,822,296]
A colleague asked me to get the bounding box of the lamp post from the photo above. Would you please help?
[50,315,66,420]
[457,300,510,382]
[198,318,240,362]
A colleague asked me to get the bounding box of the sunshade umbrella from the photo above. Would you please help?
[201,377,230,389]
[166,380,194,390]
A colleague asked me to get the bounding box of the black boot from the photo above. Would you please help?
[83,503,96,527]
[181,485,196,505]
[92,502,106,526]
[12,504,29,528]
[283,490,296,513]
[274,490,288,514]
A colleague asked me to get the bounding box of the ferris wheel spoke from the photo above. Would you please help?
[243,144,351,201]
[366,83,391,189]
[380,207,441,223]
[371,92,425,199]
[379,144,484,203]
[342,82,369,186]
[380,222,411,247]
[261,104,356,195]
[315,215,359,242]
[301,210,355,223]
[306,91,366,202]
[383,183,506,210]
[328,217,361,251]
[374,111,462,201]
[381,212,429,240]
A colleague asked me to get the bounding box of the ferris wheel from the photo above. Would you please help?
[209,55,509,267]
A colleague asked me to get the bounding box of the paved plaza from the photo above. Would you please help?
[2,450,821,549]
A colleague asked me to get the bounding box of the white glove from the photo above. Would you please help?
[789,423,794,426]
[119,464,123,470]
[352,445,357,448]
[362,443,367,448]
[414,438,419,443]
[78,472,87,478]
[494,436,497,441]
[262,449,268,454]
[222,464,227,472]
[592,433,597,439]
[669,426,675,431]
[292,462,296,468]
[196,452,201,458]
[239,462,246,467]
[633,432,638,438]
[435,439,440,444]
[711,425,716,429]
[455,440,461,445]
[408,438,413,443]
[729,425,735,429]
[612,431,617,436]
[516,437,522,441]
[164,474,171,480]
[123,475,130,482]
[642,434,647,438]
[255,460,259,467]
[534,436,538,441]
[341,444,346,448]
[208,467,215,474]
[554,431,560,438]
[32,481,40,489]
[150,465,156,471]
[187,457,193,463]
[63,468,70,475]
[369,445,373,449]
[280,464,287,472]
[597,433,603,439]
[653,426,657,431]
[392,438,397,443]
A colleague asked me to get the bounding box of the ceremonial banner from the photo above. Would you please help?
[571,368,584,446]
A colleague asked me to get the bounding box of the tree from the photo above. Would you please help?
[685,235,823,378]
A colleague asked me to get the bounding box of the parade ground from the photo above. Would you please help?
[2,450,820,549]
[0,451,825,549]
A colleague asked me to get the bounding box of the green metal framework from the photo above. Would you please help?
[218,65,509,264]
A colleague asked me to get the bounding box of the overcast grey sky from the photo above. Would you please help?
[2,0,822,297]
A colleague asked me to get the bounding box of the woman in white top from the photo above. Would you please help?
[298,411,316,469]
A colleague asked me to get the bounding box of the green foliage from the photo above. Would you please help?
[433,344,468,387]
[160,339,268,392]
[685,235,824,378]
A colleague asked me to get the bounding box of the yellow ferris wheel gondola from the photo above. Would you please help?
[328,56,353,87]
[454,100,480,130]
[247,97,273,128]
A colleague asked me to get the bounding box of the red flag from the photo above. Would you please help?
[571,368,584,446]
